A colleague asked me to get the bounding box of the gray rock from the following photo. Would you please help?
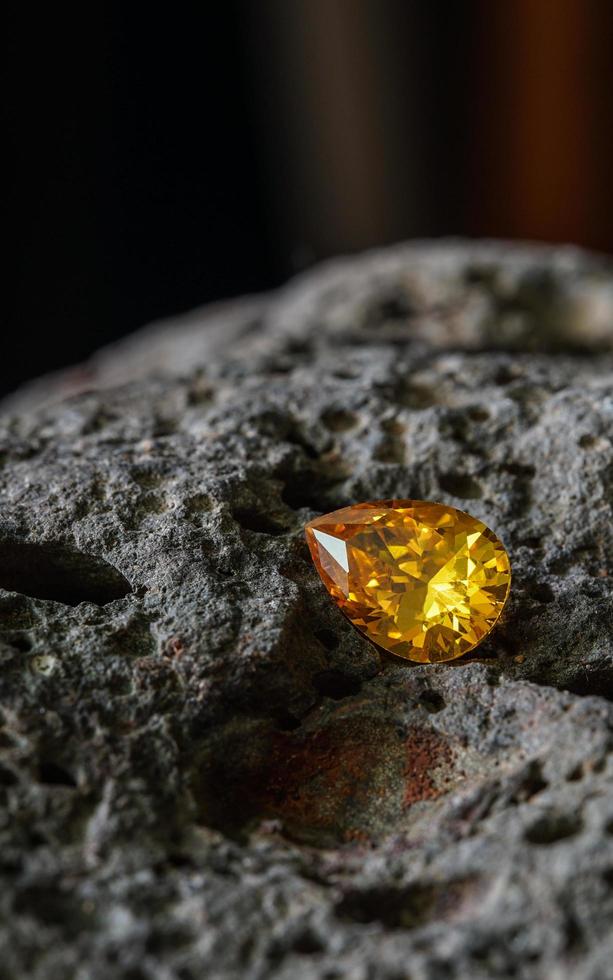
[0,240,612,979]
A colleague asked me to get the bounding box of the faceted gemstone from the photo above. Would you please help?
[305,500,511,664]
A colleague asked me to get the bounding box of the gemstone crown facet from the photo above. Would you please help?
[305,500,511,664]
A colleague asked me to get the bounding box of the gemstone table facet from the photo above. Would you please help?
[305,500,511,664]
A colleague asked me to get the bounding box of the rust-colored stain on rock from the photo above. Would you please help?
[198,709,457,846]
[257,721,385,830]
[403,727,454,807]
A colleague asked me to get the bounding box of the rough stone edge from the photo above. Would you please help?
[4,238,611,417]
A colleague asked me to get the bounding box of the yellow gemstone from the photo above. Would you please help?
[305,500,511,663]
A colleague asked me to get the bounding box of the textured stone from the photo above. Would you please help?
[0,240,612,979]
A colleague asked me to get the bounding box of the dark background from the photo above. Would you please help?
[4,1,613,398]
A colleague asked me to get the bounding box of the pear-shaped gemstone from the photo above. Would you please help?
[305,500,511,663]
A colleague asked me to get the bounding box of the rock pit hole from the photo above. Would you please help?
[0,540,132,607]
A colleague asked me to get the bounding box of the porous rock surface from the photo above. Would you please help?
[1,241,613,979]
